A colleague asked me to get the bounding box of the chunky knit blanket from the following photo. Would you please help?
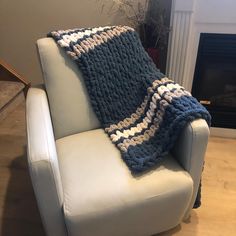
[48,26,211,174]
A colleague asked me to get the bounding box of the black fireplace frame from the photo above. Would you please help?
[192,33,236,129]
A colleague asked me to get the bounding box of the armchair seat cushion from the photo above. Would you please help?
[56,129,193,236]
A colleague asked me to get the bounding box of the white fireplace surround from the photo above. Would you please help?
[166,0,236,138]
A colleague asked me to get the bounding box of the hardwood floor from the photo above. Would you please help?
[0,102,235,236]
[0,102,45,236]
[160,136,236,236]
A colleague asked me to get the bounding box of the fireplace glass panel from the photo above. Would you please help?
[192,33,236,128]
[198,61,236,107]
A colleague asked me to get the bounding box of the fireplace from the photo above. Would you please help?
[166,0,236,136]
[192,33,236,128]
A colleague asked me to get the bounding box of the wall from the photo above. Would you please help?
[0,0,112,85]
[195,0,236,24]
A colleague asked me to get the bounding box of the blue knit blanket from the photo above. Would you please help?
[48,26,211,174]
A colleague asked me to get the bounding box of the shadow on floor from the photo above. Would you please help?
[1,148,46,236]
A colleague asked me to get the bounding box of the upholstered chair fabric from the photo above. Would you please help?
[26,37,209,236]
[37,38,100,139]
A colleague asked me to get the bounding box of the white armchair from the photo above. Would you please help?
[26,38,209,236]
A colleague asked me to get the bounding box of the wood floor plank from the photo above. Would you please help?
[161,136,236,236]
[0,102,45,236]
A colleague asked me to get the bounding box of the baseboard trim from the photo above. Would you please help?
[210,127,236,139]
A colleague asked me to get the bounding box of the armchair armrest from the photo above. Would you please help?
[172,119,210,219]
[26,87,67,236]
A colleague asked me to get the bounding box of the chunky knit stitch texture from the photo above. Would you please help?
[48,26,211,174]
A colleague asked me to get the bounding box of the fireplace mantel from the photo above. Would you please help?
[166,0,236,138]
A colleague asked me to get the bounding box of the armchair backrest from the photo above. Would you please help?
[37,38,100,139]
